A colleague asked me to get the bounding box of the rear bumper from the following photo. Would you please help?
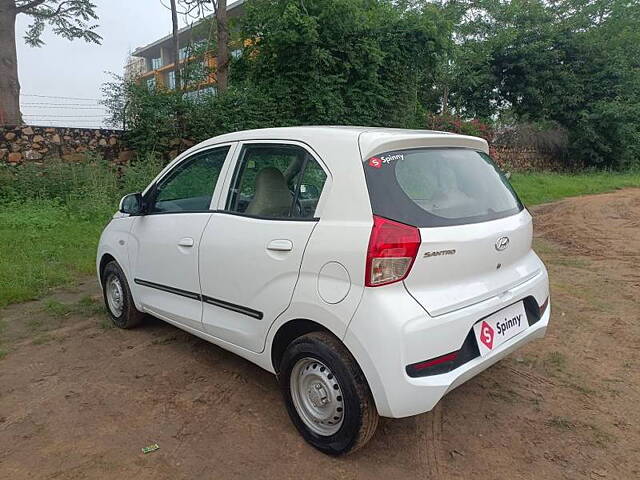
[343,268,550,418]
[398,306,549,417]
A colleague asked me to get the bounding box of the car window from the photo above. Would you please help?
[363,148,523,227]
[295,157,327,218]
[152,146,230,214]
[226,144,326,219]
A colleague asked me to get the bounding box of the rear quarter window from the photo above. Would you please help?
[363,148,523,227]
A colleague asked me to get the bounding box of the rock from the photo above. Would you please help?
[33,135,45,143]
[109,137,118,145]
[118,150,134,163]
[52,134,62,144]
[62,153,85,162]
[31,143,42,150]
[8,152,23,163]
[11,144,21,152]
[5,132,16,141]
[45,128,56,133]
[98,138,108,146]
[0,149,7,160]
[170,138,181,146]
[22,127,34,136]
[24,150,42,160]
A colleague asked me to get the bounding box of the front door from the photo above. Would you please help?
[199,142,328,352]
[129,144,234,330]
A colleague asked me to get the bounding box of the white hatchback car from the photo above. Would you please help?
[97,127,550,455]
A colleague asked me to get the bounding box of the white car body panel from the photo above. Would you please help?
[199,214,318,352]
[97,126,550,419]
[405,209,539,317]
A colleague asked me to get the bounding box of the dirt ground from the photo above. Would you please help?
[1,189,639,480]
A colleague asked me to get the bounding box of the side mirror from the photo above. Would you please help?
[299,183,320,200]
[119,192,144,215]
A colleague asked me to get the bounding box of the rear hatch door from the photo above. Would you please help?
[361,143,539,316]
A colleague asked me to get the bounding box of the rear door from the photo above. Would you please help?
[362,147,541,316]
[199,141,328,352]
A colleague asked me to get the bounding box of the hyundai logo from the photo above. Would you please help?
[495,236,510,251]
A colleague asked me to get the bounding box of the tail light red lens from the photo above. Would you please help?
[365,215,421,287]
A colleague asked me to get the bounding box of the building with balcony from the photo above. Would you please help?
[125,0,246,98]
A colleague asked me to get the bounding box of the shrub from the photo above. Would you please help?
[0,154,166,222]
[426,114,494,144]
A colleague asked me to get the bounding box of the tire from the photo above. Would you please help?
[101,260,144,329]
[279,331,379,455]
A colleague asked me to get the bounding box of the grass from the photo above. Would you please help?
[43,299,75,317]
[510,171,640,205]
[546,416,575,430]
[544,351,568,372]
[0,199,110,307]
[0,156,164,308]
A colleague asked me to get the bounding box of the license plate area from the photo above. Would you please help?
[473,301,528,356]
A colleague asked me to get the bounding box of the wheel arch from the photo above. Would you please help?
[98,253,117,284]
[270,318,334,373]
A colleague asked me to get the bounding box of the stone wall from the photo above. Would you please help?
[492,146,565,171]
[0,125,128,165]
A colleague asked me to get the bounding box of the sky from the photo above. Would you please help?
[15,0,198,128]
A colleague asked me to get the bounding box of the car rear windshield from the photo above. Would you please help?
[363,148,523,227]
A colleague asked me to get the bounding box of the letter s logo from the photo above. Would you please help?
[368,157,382,169]
[479,321,494,350]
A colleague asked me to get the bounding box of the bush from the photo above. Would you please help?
[426,114,494,144]
[0,154,166,223]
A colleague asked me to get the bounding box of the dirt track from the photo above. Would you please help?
[1,189,639,479]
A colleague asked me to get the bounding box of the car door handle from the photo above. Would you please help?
[267,239,293,251]
[178,237,194,247]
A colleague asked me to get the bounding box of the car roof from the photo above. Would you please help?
[192,126,489,162]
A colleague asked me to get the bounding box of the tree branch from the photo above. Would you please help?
[22,1,75,18]
[15,0,47,13]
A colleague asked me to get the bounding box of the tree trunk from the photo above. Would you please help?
[169,0,181,91]
[441,85,449,115]
[215,0,229,93]
[0,0,22,126]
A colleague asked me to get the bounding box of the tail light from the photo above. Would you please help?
[365,215,421,287]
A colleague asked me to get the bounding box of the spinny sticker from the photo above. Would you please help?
[368,153,404,168]
[368,157,382,168]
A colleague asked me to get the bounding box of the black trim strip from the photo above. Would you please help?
[129,209,319,221]
[215,210,320,222]
[202,295,264,320]
[134,278,201,300]
[133,278,264,320]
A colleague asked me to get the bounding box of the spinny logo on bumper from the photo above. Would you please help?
[497,313,523,336]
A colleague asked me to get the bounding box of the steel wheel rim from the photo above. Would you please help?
[106,274,124,317]
[290,357,344,436]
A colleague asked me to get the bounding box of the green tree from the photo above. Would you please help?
[448,0,640,168]
[237,0,449,127]
[0,0,101,126]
